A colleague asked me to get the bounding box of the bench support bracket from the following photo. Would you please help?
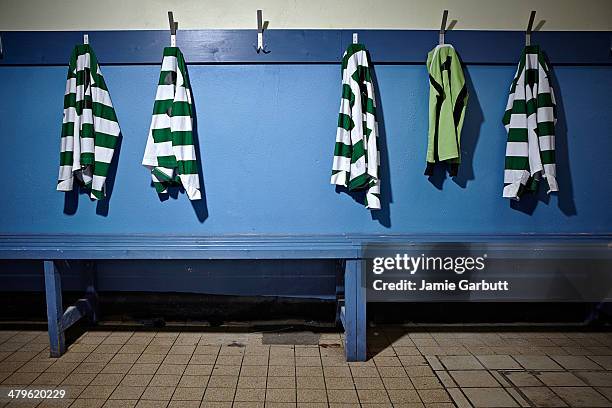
[44,260,97,357]
[342,259,367,361]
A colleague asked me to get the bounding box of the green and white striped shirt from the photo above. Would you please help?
[330,43,380,210]
[57,44,121,200]
[142,47,201,200]
[503,45,558,200]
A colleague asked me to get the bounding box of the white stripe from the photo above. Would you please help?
[94,116,120,136]
[504,169,530,184]
[173,145,197,162]
[80,137,95,154]
[335,128,351,146]
[332,156,351,172]
[91,175,105,192]
[538,135,555,151]
[330,171,347,186]
[94,146,114,164]
[537,107,555,123]
[509,113,527,129]
[170,115,192,132]
[150,114,171,130]
[161,56,178,72]
[155,85,176,101]
[505,142,529,157]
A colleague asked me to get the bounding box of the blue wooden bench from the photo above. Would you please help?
[0,234,367,361]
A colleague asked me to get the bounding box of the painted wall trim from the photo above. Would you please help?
[0,30,610,65]
[0,233,609,260]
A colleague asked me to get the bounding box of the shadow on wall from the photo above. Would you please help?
[334,61,392,228]
[427,61,484,190]
[63,132,124,217]
[510,62,576,216]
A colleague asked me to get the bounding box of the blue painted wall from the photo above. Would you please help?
[0,62,611,294]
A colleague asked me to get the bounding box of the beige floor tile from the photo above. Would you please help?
[440,355,485,370]
[233,402,264,408]
[207,375,237,388]
[462,387,519,407]
[266,388,297,402]
[149,374,181,387]
[403,366,433,377]
[268,366,294,377]
[202,387,235,402]
[178,374,209,387]
[168,401,198,408]
[411,375,443,389]
[519,386,567,407]
[102,400,138,408]
[358,388,391,403]
[69,399,107,408]
[418,388,452,404]
[134,401,169,408]
[296,367,322,377]
[323,366,351,378]
[79,385,117,400]
[128,364,159,375]
[163,354,191,365]
[188,354,216,365]
[210,365,240,376]
[352,376,385,390]
[551,386,612,407]
[101,363,132,374]
[171,387,205,401]
[503,371,543,387]
[296,375,324,389]
[513,356,563,370]
[597,387,612,401]
[234,387,266,402]
[240,365,268,377]
[326,389,359,403]
[450,370,501,388]
[325,376,355,389]
[297,388,327,403]
[552,355,604,370]
[589,355,612,369]
[267,376,296,389]
[136,354,165,365]
[536,371,588,387]
[120,374,153,387]
[109,385,146,399]
[183,364,213,376]
[386,389,421,404]
[476,355,521,370]
[349,366,378,378]
[575,371,612,387]
[140,386,175,401]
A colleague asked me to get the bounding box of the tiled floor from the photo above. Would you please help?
[0,327,611,407]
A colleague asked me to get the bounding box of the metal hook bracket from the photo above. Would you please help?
[439,10,448,45]
[83,34,89,45]
[526,10,536,46]
[255,9,270,54]
[168,11,178,46]
[0,33,3,59]
[352,32,358,44]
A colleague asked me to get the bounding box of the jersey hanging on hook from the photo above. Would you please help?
[142,46,201,200]
[424,44,468,177]
[57,44,121,200]
[331,43,380,210]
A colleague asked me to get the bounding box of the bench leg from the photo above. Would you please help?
[44,260,65,357]
[84,261,98,323]
[343,259,367,361]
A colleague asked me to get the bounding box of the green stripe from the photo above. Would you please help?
[348,173,369,190]
[157,155,178,168]
[351,140,365,164]
[93,161,110,177]
[92,102,118,122]
[152,99,173,115]
[338,113,354,131]
[334,142,352,159]
[64,93,76,108]
[80,152,94,165]
[505,156,529,170]
[81,123,94,139]
[153,128,172,143]
[537,121,555,136]
[364,98,376,115]
[177,160,198,175]
[59,151,73,166]
[540,150,555,164]
[507,128,528,142]
[341,44,367,70]
[61,123,74,137]
[342,84,355,107]
[95,132,118,150]
[173,131,194,146]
